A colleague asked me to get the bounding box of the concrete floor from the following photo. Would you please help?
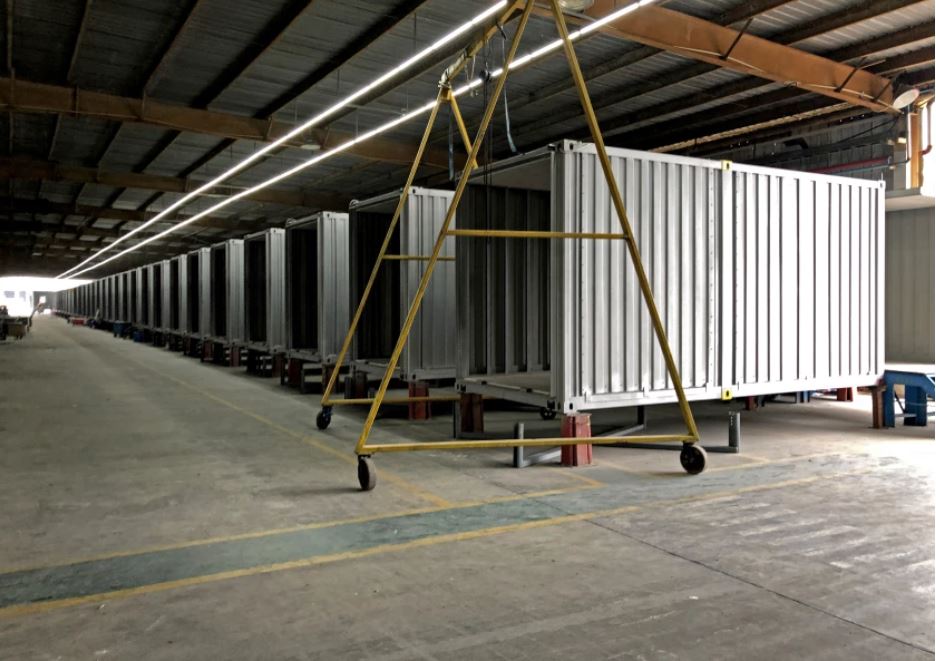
[0,316,933,660]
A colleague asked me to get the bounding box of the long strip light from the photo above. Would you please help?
[67,0,656,278]
[56,1,509,278]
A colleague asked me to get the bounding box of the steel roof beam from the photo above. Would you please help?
[0,197,255,231]
[611,53,934,152]
[518,0,795,110]
[564,1,895,108]
[659,67,935,157]
[0,157,351,208]
[0,77,453,170]
[515,0,913,147]
[598,35,934,143]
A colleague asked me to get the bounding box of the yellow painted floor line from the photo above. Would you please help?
[704,451,847,474]
[546,464,606,488]
[0,482,597,576]
[0,468,871,620]
[123,354,451,507]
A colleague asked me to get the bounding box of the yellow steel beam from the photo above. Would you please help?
[328,395,462,406]
[447,229,626,240]
[382,254,456,262]
[365,434,696,453]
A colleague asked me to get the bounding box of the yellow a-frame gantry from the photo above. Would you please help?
[316,0,705,491]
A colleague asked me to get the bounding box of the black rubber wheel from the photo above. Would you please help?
[315,410,332,430]
[358,456,377,491]
[539,408,557,421]
[680,444,707,475]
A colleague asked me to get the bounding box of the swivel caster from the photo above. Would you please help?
[358,456,377,491]
[680,443,707,475]
[539,407,557,421]
[315,408,332,430]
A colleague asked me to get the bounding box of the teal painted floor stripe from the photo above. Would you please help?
[0,453,894,609]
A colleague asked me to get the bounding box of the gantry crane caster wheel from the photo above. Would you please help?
[680,443,707,475]
[315,409,332,430]
[539,407,557,421]
[358,456,377,491]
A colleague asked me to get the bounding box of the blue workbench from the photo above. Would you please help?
[881,363,935,428]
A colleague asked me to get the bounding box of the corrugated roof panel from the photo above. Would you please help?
[12,0,81,84]
[12,114,55,159]
[147,0,294,106]
[796,2,936,53]
[71,0,196,96]
[98,123,176,172]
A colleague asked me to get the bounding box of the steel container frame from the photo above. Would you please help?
[170,255,188,335]
[349,187,457,382]
[118,272,130,321]
[455,140,885,413]
[144,262,163,331]
[187,248,211,339]
[158,259,172,333]
[208,239,245,345]
[244,228,287,354]
[132,267,144,325]
[285,212,351,365]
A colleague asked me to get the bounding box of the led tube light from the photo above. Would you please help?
[67,0,655,277]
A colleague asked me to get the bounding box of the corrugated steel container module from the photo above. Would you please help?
[285,212,351,364]
[884,205,934,364]
[136,267,149,327]
[208,239,245,344]
[456,141,884,414]
[188,248,211,338]
[159,259,173,332]
[349,187,456,382]
[103,276,113,321]
[170,255,187,334]
[117,272,129,321]
[245,228,287,353]
[131,268,142,325]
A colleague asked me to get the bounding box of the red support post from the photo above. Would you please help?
[871,383,884,429]
[459,393,484,433]
[408,382,431,421]
[836,387,854,402]
[271,353,285,379]
[560,414,592,467]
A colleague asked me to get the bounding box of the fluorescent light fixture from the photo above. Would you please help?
[66,0,656,278]
[57,0,509,278]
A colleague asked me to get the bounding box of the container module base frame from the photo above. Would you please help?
[317,0,705,491]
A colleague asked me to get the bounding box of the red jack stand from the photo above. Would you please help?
[271,354,285,379]
[459,393,484,434]
[561,414,592,467]
[836,387,854,402]
[408,382,431,420]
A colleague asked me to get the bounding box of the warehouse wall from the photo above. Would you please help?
[885,207,935,364]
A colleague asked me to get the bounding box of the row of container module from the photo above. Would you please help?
[56,140,885,413]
